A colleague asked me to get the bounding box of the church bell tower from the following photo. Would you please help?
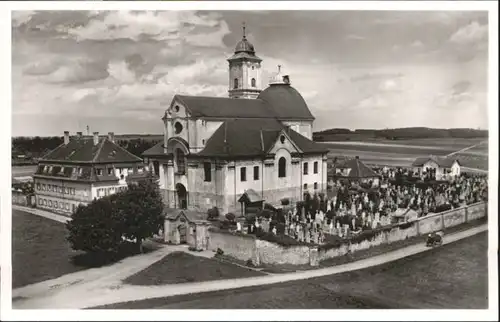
[227,23,262,99]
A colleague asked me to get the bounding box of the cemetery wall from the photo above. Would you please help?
[208,202,487,266]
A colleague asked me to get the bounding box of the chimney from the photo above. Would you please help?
[76,132,83,139]
[108,132,115,143]
[93,132,99,146]
[64,131,70,145]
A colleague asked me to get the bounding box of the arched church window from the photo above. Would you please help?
[234,78,239,89]
[278,157,286,178]
[174,122,183,134]
[175,148,186,175]
[251,78,256,87]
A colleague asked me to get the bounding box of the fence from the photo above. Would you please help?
[208,201,487,266]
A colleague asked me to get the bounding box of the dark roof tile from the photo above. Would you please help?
[338,158,380,179]
[175,95,277,119]
[42,138,142,164]
[197,119,327,158]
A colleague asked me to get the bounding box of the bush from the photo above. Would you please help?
[219,219,236,230]
[259,209,273,219]
[246,259,255,267]
[225,212,236,222]
[280,198,290,206]
[216,248,224,256]
[207,207,220,221]
[263,203,276,212]
[66,197,123,254]
[66,180,165,255]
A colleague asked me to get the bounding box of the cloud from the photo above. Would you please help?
[449,21,488,45]
[346,34,365,40]
[63,11,229,47]
[452,80,471,95]
[22,59,59,76]
[410,40,424,48]
[349,72,404,83]
[11,10,489,136]
[11,11,36,27]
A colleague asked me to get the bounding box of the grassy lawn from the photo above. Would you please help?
[12,209,86,288]
[96,232,488,309]
[12,209,161,288]
[123,251,265,286]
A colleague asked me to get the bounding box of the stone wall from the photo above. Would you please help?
[467,202,487,221]
[208,229,258,264]
[255,239,310,265]
[417,214,444,235]
[208,202,487,267]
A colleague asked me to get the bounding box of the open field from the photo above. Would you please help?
[12,209,85,288]
[124,251,264,286]
[324,138,488,169]
[12,165,37,178]
[100,232,488,309]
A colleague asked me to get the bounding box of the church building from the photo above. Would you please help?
[143,26,329,215]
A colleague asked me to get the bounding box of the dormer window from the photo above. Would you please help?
[97,169,103,176]
[108,168,113,175]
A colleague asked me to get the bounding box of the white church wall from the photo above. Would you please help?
[301,155,326,195]
[197,120,224,152]
[282,121,313,140]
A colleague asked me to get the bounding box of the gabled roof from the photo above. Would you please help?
[197,118,281,158]
[165,209,208,223]
[337,157,380,179]
[196,119,327,158]
[174,95,276,119]
[238,189,264,203]
[412,156,460,168]
[142,142,166,157]
[41,137,142,164]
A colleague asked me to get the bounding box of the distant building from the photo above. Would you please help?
[411,156,461,180]
[143,25,329,215]
[333,156,381,186]
[33,131,148,215]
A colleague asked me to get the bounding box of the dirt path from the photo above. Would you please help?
[446,140,488,157]
[12,224,487,309]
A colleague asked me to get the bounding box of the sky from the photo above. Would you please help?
[11,10,489,137]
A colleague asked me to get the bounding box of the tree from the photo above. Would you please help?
[115,179,165,253]
[207,207,220,221]
[66,195,123,254]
